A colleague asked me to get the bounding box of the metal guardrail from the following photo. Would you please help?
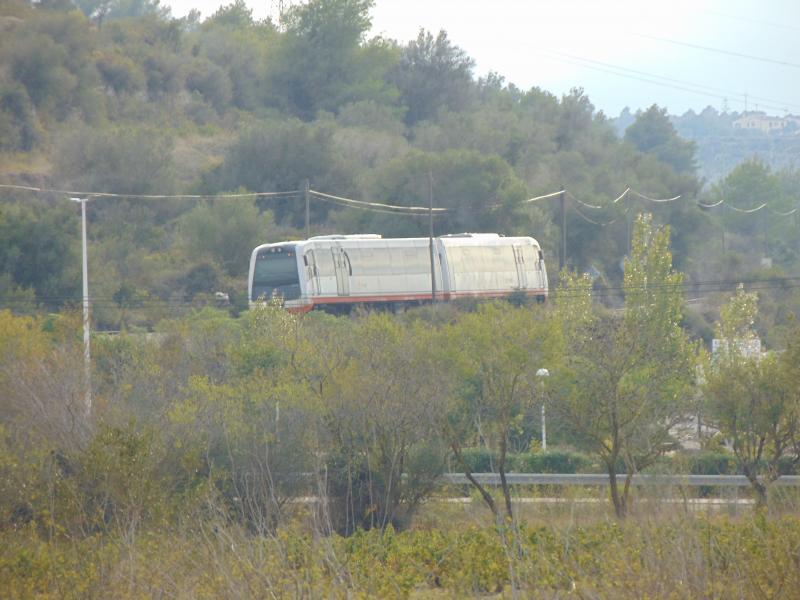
[441,473,800,487]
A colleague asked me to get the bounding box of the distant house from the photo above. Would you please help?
[732,112,800,134]
[711,337,763,360]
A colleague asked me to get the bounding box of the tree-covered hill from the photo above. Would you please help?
[0,0,798,337]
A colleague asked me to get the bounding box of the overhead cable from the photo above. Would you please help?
[314,197,437,217]
[540,49,800,112]
[310,189,447,213]
[768,206,798,216]
[566,191,603,209]
[571,203,627,226]
[629,190,682,203]
[727,202,768,214]
[540,53,745,109]
[613,188,631,203]
[698,198,725,209]
[637,34,800,70]
[523,190,565,203]
[0,183,298,200]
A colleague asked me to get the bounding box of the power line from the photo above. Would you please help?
[523,190,565,203]
[0,183,451,215]
[0,183,300,200]
[706,9,800,33]
[629,190,682,203]
[571,203,627,226]
[541,49,800,112]
[636,34,800,70]
[309,189,447,214]
[539,52,790,113]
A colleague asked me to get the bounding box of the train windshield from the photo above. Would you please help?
[252,245,300,301]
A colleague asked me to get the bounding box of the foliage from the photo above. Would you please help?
[552,215,696,517]
[178,199,275,276]
[202,120,355,227]
[390,29,475,125]
[2,515,800,597]
[269,0,395,119]
[0,201,79,308]
[443,302,562,520]
[703,291,800,506]
[55,125,176,196]
[624,104,696,174]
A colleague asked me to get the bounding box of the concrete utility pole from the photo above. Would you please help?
[536,368,550,451]
[70,197,92,416]
[559,190,567,271]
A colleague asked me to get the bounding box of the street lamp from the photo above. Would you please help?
[536,368,550,451]
[70,197,91,416]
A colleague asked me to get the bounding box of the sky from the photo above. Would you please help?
[163,0,800,117]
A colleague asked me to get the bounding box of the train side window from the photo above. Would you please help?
[303,255,308,266]
[538,250,544,260]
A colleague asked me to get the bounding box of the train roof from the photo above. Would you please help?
[255,233,539,248]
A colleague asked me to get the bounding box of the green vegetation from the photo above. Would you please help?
[1,222,800,596]
[3,0,797,334]
[2,1,800,595]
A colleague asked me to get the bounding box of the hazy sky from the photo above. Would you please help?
[164,0,800,117]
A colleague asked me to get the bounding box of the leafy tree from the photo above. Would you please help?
[711,160,782,238]
[0,79,40,151]
[362,148,530,236]
[194,4,278,110]
[390,29,475,125]
[74,0,170,24]
[443,303,561,521]
[703,288,800,507]
[0,201,80,308]
[95,50,146,95]
[269,0,395,118]
[202,120,356,226]
[185,58,233,113]
[8,33,78,109]
[321,314,450,532]
[204,0,254,28]
[178,199,275,277]
[55,125,176,195]
[624,104,696,175]
[552,214,695,517]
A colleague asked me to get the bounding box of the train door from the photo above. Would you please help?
[331,246,351,296]
[305,249,320,295]
[512,245,528,289]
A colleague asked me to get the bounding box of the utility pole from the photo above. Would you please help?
[70,197,92,416]
[721,202,727,254]
[304,178,310,238]
[536,368,549,451]
[626,207,632,255]
[428,171,436,302]
[559,189,567,271]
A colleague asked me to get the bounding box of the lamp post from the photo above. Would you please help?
[536,368,549,451]
[70,197,91,416]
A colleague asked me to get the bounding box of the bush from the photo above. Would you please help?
[456,447,497,472]
[512,450,595,474]
[687,451,736,475]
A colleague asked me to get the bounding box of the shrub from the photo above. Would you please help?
[512,450,595,474]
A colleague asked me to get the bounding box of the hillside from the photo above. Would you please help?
[0,0,797,341]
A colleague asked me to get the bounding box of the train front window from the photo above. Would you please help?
[252,246,300,301]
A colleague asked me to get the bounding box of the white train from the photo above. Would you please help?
[248,233,548,313]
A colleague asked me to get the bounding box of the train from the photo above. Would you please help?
[248,233,548,313]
